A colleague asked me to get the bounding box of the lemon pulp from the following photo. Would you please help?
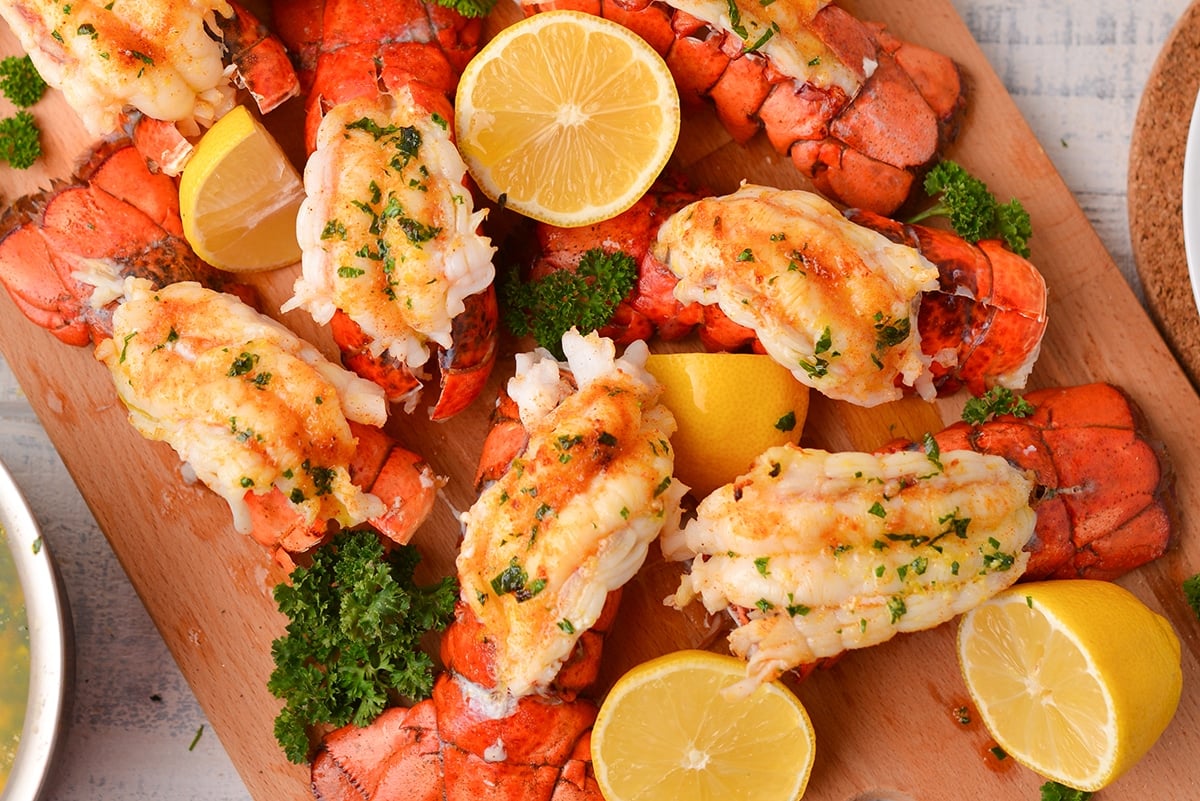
[455,10,680,227]
[644,352,809,498]
[957,580,1181,791]
[179,105,304,271]
[592,649,815,801]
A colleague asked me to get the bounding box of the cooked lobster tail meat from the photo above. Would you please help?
[275,0,498,420]
[665,383,1176,692]
[94,278,442,559]
[520,180,1050,403]
[662,444,1036,694]
[309,330,683,800]
[0,0,299,174]
[652,183,941,406]
[457,330,683,700]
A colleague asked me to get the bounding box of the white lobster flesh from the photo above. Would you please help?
[457,331,683,703]
[653,183,940,407]
[95,278,389,535]
[662,444,1035,694]
[283,87,495,404]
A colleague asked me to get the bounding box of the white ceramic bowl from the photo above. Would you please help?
[0,459,72,801]
[1182,88,1200,316]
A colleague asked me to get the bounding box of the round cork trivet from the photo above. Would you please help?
[1129,0,1200,388]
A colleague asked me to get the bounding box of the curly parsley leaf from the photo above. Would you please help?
[0,55,46,108]
[1184,573,1200,621]
[430,0,497,17]
[907,160,1033,257]
[961,386,1035,426]
[0,111,41,169]
[268,530,458,764]
[502,247,638,359]
[1040,781,1093,801]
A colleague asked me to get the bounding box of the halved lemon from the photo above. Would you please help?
[455,10,680,227]
[179,105,304,271]
[957,580,1182,791]
[644,352,810,499]
[592,649,816,801]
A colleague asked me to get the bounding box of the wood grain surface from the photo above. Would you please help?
[2,2,1199,800]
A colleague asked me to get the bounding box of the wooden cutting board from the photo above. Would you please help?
[2,2,1199,799]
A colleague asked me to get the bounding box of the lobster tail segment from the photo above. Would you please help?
[0,140,248,347]
[898,383,1178,581]
[274,0,483,152]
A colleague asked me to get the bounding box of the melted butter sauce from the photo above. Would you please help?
[0,522,30,790]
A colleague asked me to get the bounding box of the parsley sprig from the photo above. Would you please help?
[0,55,46,108]
[0,55,46,170]
[908,160,1033,257]
[1183,573,1200,620]
[268,530,457,763]
[0,111,41,169]
[431,0,497,17]
[502,248,638,359]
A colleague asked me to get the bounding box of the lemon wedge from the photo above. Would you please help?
[454,10,680,227]
[179,105,304,271]
[592,649,815,801]
[957,580,1182,791]
[644,352,809,498]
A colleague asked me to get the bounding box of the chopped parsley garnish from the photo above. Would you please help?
[490,557,528,596]
[922,432,943,471]
[785,596,810,617]
[268,531,457,764]
[489,557,546,602]
[980,537,1016,572]
[227,351,259,377]
[743,21,780,53]
[774,411,797,432]
[799,326,837,378]
[937,509,971,540]
[961,386,1035,425]
[872,312,910,368]
[725,0,748,38]
[302,460,336,497]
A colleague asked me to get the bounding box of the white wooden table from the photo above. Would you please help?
[0,1,1191,798]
